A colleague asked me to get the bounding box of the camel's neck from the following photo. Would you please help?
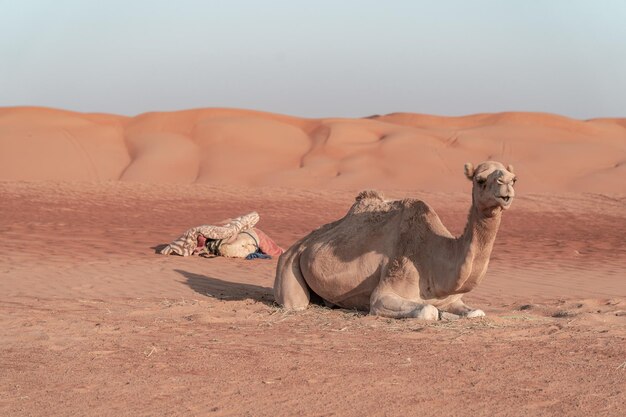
[444,203,501,295]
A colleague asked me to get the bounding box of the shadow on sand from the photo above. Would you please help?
[152,243,169,254]
[174,269,275,305]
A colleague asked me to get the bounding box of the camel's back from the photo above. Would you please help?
[299,190,448,255]
[301,190,404,249]
[296,191,447,307]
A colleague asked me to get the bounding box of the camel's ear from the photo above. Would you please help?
[464,163,475,181]
[507,164,515,174]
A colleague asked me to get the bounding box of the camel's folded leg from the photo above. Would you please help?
[274,250,310,310]
[445,299,485,318]
[369,291,439,320]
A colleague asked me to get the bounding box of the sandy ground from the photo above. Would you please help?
[0,181,624,416]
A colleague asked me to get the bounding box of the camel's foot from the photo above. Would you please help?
[370,292,440,320]
[408,304,439,320]
[439,309,484,319]
[465,309,485,318]
[439,311,461,321]
[445,299,485,319]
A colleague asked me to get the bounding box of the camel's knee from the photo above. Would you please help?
[275,279,310,310]
[273,252,310,310]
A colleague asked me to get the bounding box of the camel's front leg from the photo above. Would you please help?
[370,257,439,320]
[370,291,439,320]
[445,298,485,318]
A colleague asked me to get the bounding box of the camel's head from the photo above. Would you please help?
[464,161,517,216]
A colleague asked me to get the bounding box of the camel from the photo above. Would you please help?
[274,161,516,320]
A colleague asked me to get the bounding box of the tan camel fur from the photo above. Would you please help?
[274,161,517,320]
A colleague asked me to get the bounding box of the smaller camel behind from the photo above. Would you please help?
[274,161,517,320]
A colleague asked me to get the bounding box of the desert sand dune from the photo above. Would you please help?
[1,106,624,193]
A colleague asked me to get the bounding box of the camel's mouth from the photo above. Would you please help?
[496,195,512,206]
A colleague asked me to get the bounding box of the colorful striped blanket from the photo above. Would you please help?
[159,212,260,257]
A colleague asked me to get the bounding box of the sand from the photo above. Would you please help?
[0,107,625,416]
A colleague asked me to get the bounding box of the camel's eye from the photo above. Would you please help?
[512,177,517,185]
[476,177,486,186]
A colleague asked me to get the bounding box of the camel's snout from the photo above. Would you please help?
[496,188,514,209]
[495,171,516,209]
[493,186,515,210]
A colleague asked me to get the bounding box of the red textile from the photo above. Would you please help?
[254,228,284,257]
[194,235,207,254]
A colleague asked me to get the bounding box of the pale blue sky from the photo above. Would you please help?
[1,0,625,118]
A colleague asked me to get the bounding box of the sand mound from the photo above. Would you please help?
[1,106,624,193]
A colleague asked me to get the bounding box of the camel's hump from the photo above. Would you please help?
[355,190,385,202]
[348,190,434,220]
[349,190,391,214]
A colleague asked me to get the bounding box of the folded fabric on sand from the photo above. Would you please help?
[159,212,260,257]
[159,212,284,259]
[254,228,284,257]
